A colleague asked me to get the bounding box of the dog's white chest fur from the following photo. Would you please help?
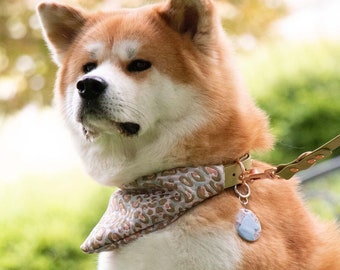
[98,221,241,270]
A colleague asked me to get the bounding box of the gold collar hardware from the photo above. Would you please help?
[223,153,252,188]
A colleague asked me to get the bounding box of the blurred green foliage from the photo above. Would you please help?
[0,171,112,270]
[221,0,287,39]
[302,172,340,221]
[240,42,340,164]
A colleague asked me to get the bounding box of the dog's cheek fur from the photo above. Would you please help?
[155,0,274,161]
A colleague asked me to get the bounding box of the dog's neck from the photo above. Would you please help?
[81,154,252,253]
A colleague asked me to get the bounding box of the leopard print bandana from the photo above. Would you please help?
[80,165,227,254]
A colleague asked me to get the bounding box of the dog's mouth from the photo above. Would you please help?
[82,120,141,141]
[115,122,140,137]
[78,105,141,140]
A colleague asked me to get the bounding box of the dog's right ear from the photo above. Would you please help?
[158,0,216,46]
[36,2,87,65]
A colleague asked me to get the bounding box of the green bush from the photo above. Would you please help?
[302,171,340,221]
[241,42,340,164]
[0,172,112,270]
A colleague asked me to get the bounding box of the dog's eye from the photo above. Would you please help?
[127,60,152,72]
[83,62,97,73]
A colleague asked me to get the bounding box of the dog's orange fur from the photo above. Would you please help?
[38,0,340,268]
[187,161,340,269]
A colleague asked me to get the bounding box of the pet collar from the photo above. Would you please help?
[80,154,251,253]
[81,134,340,254]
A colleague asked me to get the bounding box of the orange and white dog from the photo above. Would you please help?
[37,0,340,269]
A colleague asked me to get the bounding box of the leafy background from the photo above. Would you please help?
[0,0,339,269]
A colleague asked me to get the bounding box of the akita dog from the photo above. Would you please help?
[37,0,340,269]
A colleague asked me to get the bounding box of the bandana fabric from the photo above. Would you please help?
[81,165,226,254]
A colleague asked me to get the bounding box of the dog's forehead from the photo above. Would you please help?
[81,10,155,62]
[85,42,105,60]
[84,39,140,61]
[112,40,140,60]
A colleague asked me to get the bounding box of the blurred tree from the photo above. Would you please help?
[0,0,55,114]
[0,0,286,115]
[220,0,287,37]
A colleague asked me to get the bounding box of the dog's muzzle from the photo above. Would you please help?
[76,76,141,137]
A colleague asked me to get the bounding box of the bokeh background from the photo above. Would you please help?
[0,0,339,269]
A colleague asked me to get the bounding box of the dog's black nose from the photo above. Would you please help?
[77,76,107,100]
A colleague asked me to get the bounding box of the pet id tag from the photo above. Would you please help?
[235,208,261,242]
[234,183,261,242]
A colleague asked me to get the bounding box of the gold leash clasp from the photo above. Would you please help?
[236,159,277,184]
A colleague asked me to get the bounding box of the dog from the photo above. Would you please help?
[37,0,340,269]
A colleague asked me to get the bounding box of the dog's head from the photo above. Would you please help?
[37,0,273,186]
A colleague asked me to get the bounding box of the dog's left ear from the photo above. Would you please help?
[159,0,216,42]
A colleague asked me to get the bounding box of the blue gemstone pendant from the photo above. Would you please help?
[235,208,261,242]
